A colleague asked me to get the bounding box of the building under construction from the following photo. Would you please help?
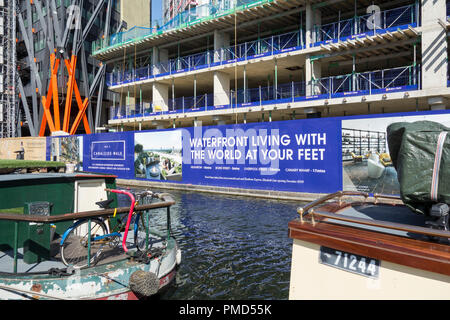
[0,0,18,138]
[88,0,449,133]
[2,0,450,138]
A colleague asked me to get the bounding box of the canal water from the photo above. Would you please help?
[119,189,301,300]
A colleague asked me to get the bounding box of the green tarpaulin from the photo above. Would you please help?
[387,121,450,215]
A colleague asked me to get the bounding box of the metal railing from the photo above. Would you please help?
[0,192,175,274]
[105,4,418,89]
[314,4,417,44]
[109,81,306,120]
[312,65,418,97]
[108,65,418,121]
[106,29,304,87]
[94,3,418,56]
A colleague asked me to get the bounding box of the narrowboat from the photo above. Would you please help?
[289,121,450,299]
[288,191,450,299]
[0,163,181,300]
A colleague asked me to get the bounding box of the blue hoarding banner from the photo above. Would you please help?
[181,118,342,193]
[44,110,450,196]
[83,132,135,179]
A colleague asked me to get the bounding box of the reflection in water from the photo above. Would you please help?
[118,189,300,300]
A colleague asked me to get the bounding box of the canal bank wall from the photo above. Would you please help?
[116,178,326,202]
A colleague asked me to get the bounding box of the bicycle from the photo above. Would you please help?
[59,189,155,268]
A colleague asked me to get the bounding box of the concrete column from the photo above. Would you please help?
[213,30,231,106]
[152,82,169,111]
[152,47,169,74]
[214,30,230,62]
[421,0,447,90]
[214,71,230,106]
[122,94,137,117]
[421,0,448,109]
[193,117,202,127]
[305,55,321,96]
[305,3,321,95]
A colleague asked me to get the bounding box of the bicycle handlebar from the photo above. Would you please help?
[105,188,135,253]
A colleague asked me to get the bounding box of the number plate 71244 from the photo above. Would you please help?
[319,246,380,279]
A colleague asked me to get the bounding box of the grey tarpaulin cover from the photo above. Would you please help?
[387,121,450,215]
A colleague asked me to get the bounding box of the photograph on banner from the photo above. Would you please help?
[342,113,450,195]
[134,130,183,181]
[49,135,83,170]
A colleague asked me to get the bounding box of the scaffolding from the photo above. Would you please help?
[0,0,18,138]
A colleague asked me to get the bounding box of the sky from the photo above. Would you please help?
[152,0,163,21]
[135,131,182,151]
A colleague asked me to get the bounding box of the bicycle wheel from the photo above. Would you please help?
[60,219,108,268]
[134,212,151,251]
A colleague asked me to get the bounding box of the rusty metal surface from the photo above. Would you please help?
[0,237,179,300]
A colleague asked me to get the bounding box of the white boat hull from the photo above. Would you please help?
[289,239,450,300]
